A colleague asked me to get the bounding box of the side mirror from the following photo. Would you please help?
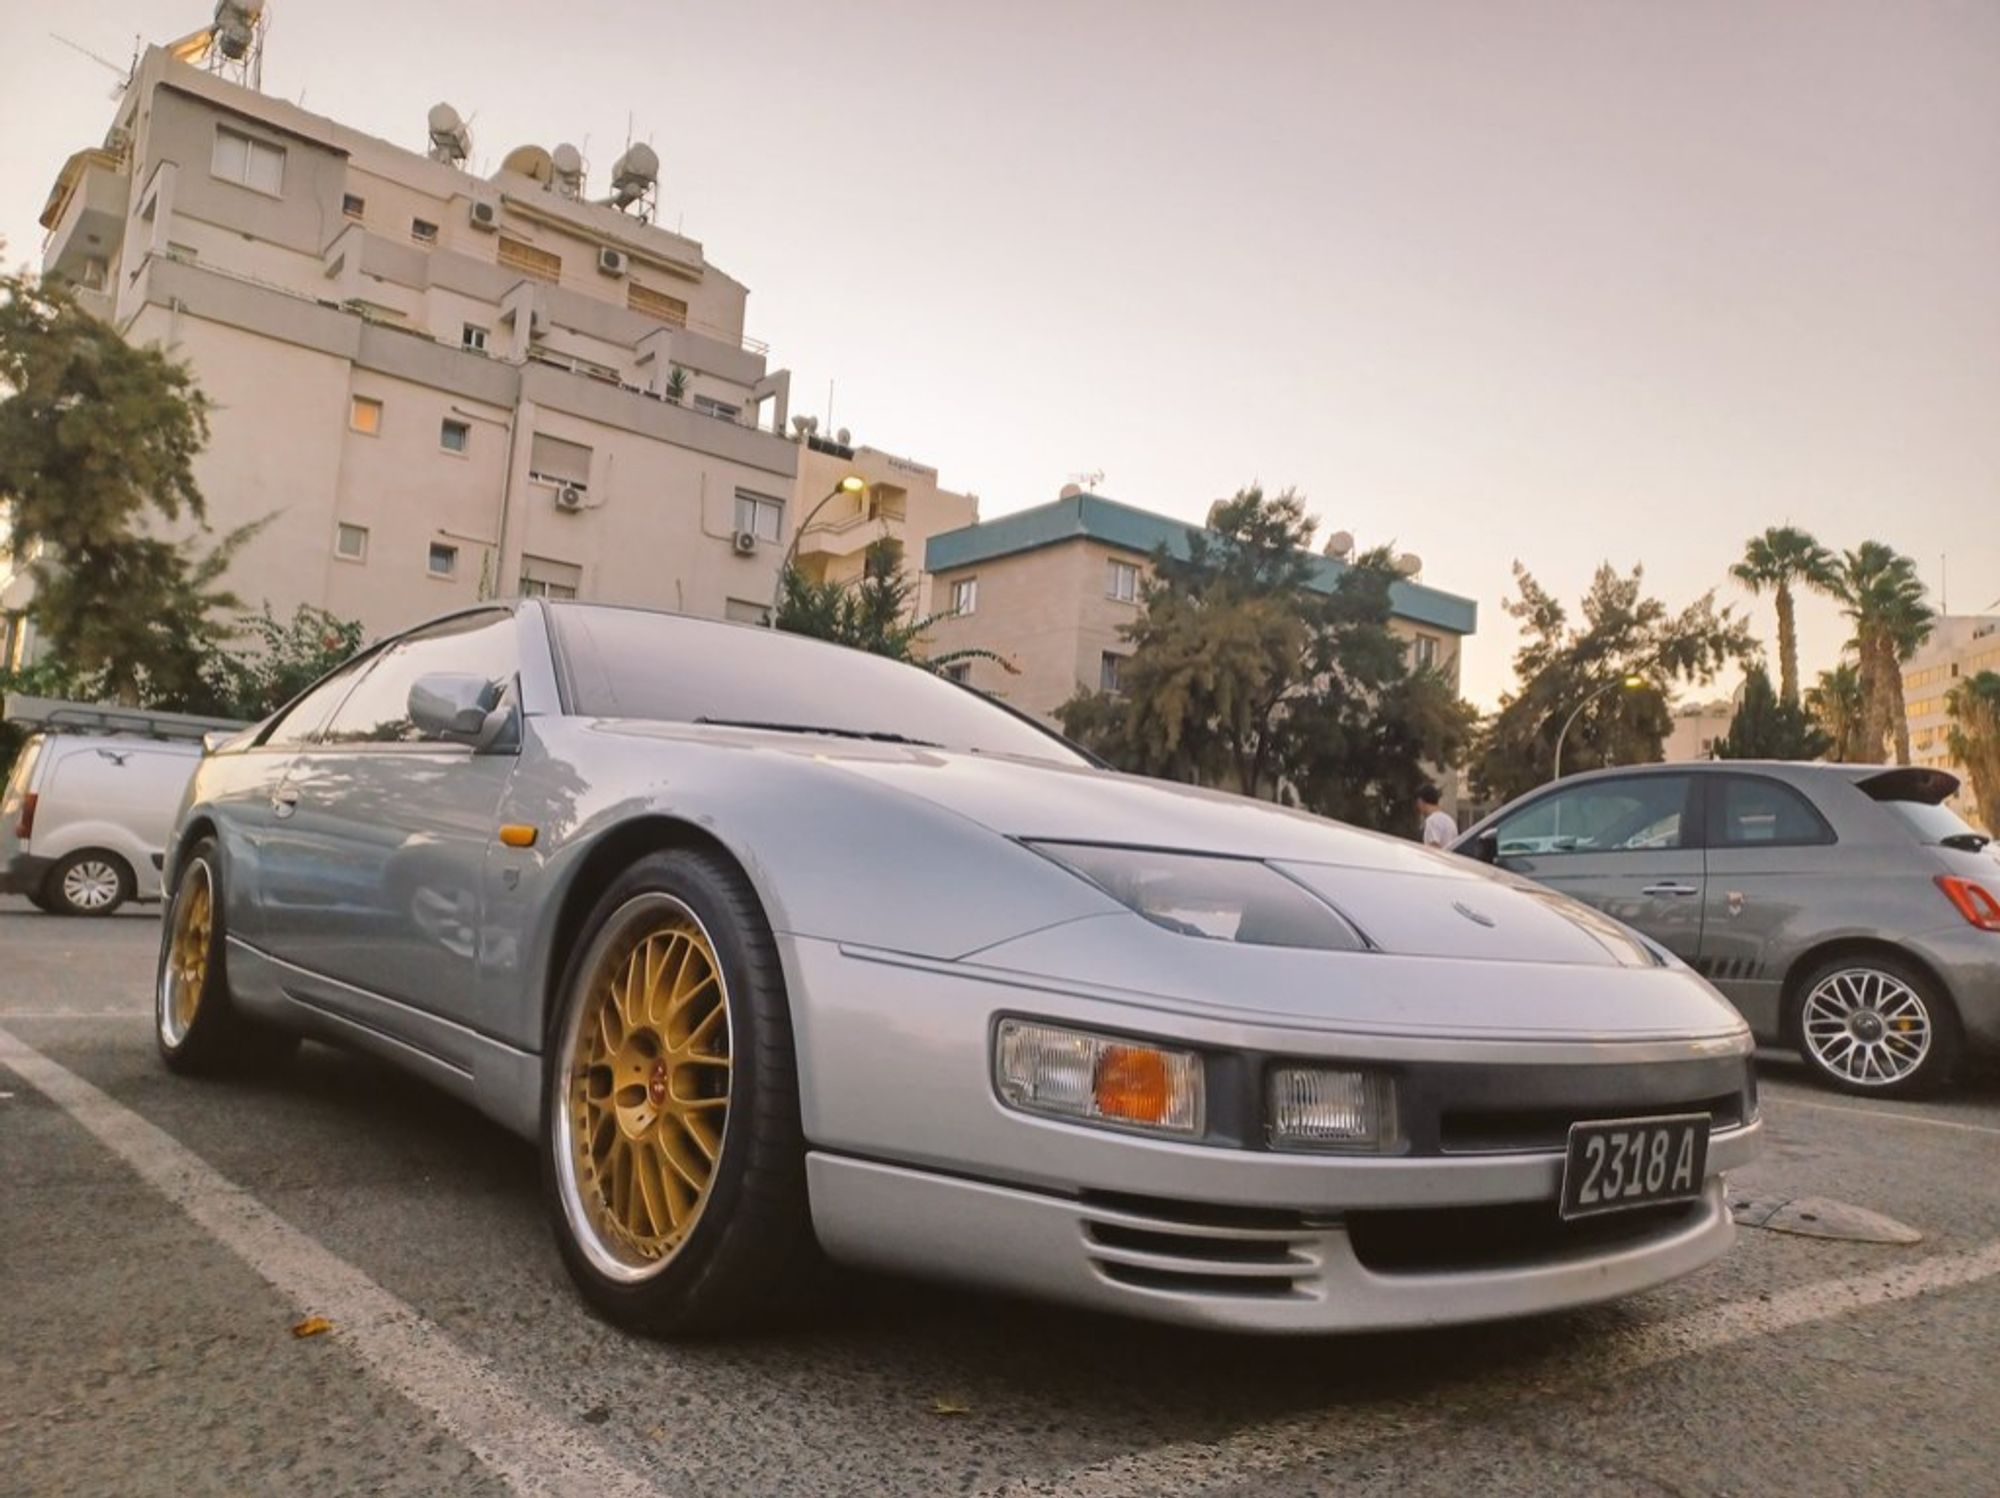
[1467,830,1500,864]
[409,673,502,744]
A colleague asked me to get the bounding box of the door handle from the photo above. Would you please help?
[1641,882,1698,897]
[271,786,300,818]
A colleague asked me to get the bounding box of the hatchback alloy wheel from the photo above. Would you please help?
[1794,954,1960,1097]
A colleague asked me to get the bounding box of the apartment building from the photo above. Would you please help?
[923,490,1478,724]
[1905,615,2000,827]
[34,40,809,644]
[790,441,978,621]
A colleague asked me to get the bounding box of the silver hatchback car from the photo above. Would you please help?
[1457,761,2000,1097]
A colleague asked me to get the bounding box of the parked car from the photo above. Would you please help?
[1,724,205,916]
[155,602,1761,1336]
[1456,761,2000,1098]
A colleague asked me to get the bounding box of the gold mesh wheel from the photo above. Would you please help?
[159,861,214,1048]
[558,897,732,1280]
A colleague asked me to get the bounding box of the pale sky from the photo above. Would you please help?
[2,1,1993,706]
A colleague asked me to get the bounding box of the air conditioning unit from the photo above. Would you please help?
[468,199,500,232]
[597,247,629,277]
[553,484,586,513]
[732,530,758,556]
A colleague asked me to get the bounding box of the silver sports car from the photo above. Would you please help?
[157,602,1762,1335]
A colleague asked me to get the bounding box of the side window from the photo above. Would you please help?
[1494,775,1693,857]
[320,612,517,745]
[261,656,374,748]
[1710,776,1834,848]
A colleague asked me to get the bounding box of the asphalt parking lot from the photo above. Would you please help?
[3,897,1998,1497]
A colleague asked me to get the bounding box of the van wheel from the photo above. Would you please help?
[1791,953,1962,1098]
[46,851,134,917]
[156,840,299,1074]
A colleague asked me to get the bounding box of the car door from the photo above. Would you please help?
[1695,771,1837,1039]
[258,610,520,1032]
[1489,772,1706,964]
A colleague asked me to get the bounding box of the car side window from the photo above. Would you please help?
[1709,775,1834,848]
[1494,775,1693,857]
[319,611,517,745]
[261,656,375,748]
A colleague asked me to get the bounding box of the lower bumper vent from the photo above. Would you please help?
[1078,1192,1316,1299]
[1348,1198,1706,1274]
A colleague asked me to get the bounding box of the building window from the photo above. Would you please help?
[428,542,459,578]
[1414,633,1440,671]
[628,282,688,327]
[440,418,470,454]
[520,555,582,600]
[692,395,741,423]
[724,598,771,626]
[734,490,785,544]
[527,433,592,491]
[1100,652,1126,693]
[462,323,488,354]
[498,235,562,283]
[341,192,365,219]
[349,396,383,435]
[1106,559,1140,603]
[950,577,978,615]
[334,522,368,562]
[211,125,285,195]
[411,218,439,245]
[943,662,971,685]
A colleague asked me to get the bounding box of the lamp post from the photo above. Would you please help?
[1552,674,1648,780]
[769,474,866,623]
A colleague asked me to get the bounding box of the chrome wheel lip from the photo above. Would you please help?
[1802,967,1932,1087]
[552,892,734,1286]
[63,859,122,911]
[158,859,213,1049]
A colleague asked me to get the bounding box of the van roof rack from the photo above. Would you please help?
[0,694,248,742]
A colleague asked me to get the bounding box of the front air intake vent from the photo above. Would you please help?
[1077,1192,1314,1299]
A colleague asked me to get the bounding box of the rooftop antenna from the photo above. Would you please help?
[49,33,133,98]
[1069,469,1105,494]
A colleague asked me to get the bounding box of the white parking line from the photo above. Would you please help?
[1763,1090,2000,1139]
[994,1238,2000,1496]
[0,1027,666,1498]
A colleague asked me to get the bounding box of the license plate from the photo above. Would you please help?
[1559,1113,1709,1220]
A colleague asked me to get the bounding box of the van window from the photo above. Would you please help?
[4,734,45,801]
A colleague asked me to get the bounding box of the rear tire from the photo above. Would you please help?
[45,850,134,917]
[156,839,299,1075]
[1790,952,1961,1099]
[540,847,813,1335]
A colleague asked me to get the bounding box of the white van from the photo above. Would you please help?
[1,698,243,917]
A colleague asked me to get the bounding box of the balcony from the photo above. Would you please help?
[40,148,128,287]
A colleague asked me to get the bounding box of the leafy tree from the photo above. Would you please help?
[775,537,1009,677]
[1822,542,1933,764]
[1714,663,1831,761]
[1054,486,1476,831]
[1472,563,1753,803]
[201,604,365,721]
[0,268,237,704]
[1731,526,1834,707]
[1806,662,1868,763]
[1947,671,2000,835]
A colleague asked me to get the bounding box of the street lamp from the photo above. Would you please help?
[1552,674,1648,780]
[769,474,866,622]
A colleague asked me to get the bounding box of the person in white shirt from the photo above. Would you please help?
[1418,783,1458,848]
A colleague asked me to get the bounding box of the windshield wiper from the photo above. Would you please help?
[1941,832,1991,853]
[693,717,942,748]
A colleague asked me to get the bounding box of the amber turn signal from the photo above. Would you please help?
[498,824,538,848]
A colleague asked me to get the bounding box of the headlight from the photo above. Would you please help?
[1025,842,1365,951]
[994,1019,1203,1137]
[1267,1066,1399,1152]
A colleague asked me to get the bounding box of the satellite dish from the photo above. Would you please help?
[790,415,810,435]
[1395,552,1423,577]
[835,427,851,447]
[802,415,819,435]
[1059,483,1083,500]
[427,103,470,165]
[551,143,584,198]
[1324,529,1355,559]
[608,143,660,210]
[501,145,556,187]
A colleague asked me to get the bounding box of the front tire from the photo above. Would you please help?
[156,840,299,1074]
[1791,952,1961,1098]
[46,850,133,916]
[541,848,812,1334]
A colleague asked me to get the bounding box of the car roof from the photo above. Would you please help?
[1544,759,1960,801]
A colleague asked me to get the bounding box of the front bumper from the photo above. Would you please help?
[0,852,52,897]
[784,934,1760,1331]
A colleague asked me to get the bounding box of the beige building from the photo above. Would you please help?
[923,490,1477,724]
[790,442,978,621]
[33,42,824,645]
[1905,615,2000,827]
[1662,697,1736,763]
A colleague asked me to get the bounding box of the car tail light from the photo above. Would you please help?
[14,793,35,840]
[1937,876,2000,932]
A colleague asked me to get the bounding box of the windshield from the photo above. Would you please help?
[1881,798,1984,847]
[549,605,1087,766]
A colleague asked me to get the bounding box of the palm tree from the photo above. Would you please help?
[1823,543,1934,764]
[1947,672,2000,835]
[1731,526,1834,707]
[1806,661,1866,762]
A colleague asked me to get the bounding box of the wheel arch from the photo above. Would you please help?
[166,815,219,894]
[1778,937,1959,1046]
